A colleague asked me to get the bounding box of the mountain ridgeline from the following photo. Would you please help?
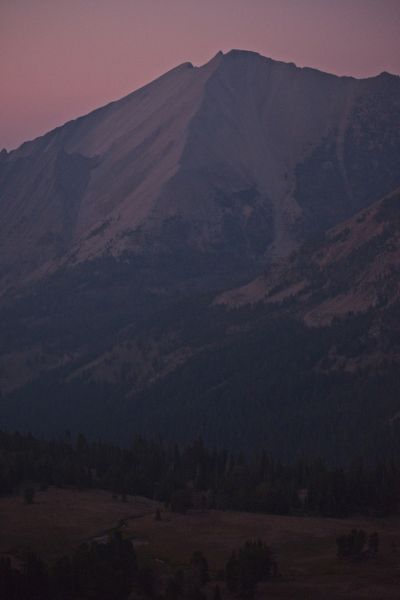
[0,50,400,460]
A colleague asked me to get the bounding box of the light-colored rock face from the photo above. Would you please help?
[216,187,400,330]
[1,50,399,294]
[65,57,221,247]
[0,56,221,288]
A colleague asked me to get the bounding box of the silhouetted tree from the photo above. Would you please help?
[23,487,35,505]
[225,540,277,599]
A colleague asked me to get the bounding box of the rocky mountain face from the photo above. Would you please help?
[1,50,400,294]
[1,51,400,459]
[2,189,399,460]
[218,187,400,327]
[92,188,399,461]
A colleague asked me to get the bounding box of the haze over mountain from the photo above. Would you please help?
[1,50,400,459]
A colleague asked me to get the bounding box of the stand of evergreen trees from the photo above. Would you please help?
[0,430,399,518]
[0,530,136,600]
[336,529,379,559]
[0,534,279,600]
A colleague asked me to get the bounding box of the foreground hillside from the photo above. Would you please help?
[0,488,158,561]
[1,431,398,598]
[1,487,400,599]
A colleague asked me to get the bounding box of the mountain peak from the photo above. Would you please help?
[1,46,400,295]
[224,48,263,59]
[200,49,267,70]
[177,61,194,70]
[377,70,398,79]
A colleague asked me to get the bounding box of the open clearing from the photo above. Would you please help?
[1,488,400,598]
[0,487,158,560]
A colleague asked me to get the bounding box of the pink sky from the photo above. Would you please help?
[1,0,400,150]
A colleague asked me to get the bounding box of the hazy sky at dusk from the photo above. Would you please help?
[2,0,400,150]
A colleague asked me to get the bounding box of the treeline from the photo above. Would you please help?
[3,288,400,463]
[0,533,278,600]
[336,529,379,559]
[0,531,136,600]
[0,430,399,518]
